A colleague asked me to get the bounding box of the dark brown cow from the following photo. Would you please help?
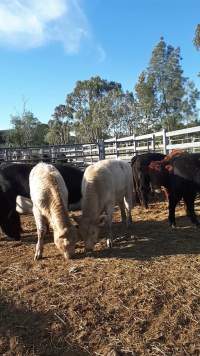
[131,152,165,208]
[148,152,200,227]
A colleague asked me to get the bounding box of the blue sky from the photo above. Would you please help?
[0,0,200,130]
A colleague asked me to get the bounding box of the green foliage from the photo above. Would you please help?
[134,37,200,131]
[7,111,47,147]
[194,24,200,50]
[48,76,144,142]
[65,76,124,142]
[135,71,158,133]
[45,119,70,145]
[44,104,73,145]
[0,130,8,147]
[8,37,199,147]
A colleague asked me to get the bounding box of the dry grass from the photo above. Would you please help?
[1,200,200,355]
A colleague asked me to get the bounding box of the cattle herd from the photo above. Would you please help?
[0,150,200,260]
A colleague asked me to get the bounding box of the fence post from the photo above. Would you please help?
[98,139,105,160]
[115,137,119,158]
[147,140,150,152]
[151,133,155,151]
[90,144,93,163]
[4,149,8,161]
[162,128,168,154]
[132,134,136,155]
[51,147,56,163]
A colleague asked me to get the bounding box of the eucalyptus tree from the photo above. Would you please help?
[8,111,46,147]
[64,76,123,142]
[134,37,200,131]
[45,104,72,145]
[194,24,200,50]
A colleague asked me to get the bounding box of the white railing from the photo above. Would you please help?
[1,125,200,166]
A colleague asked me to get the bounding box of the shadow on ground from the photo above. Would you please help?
[0,295,89,355]
[74,215,200,261]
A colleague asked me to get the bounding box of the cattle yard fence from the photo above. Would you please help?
[1,126,200,168]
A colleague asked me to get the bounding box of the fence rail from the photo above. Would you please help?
[1,125,200,167]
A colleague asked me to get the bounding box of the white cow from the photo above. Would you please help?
[29,162,78,261]
[80,159,133,251]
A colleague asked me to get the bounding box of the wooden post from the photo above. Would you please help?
[162,128,168,154]
[147,140,150,152]
[151,134,155,152]
[4,149,8,161]
[98,139,105,160]
[51,147,56,163]
[90,144,93,163]
[132,134,136,156]
[115,137,119,158]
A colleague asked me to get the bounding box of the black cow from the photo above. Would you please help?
[131,152,165,208]
[148,153,200,227]
[0,162,83,240]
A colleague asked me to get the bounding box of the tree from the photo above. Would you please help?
[107,90,140,137]
[134,37,200,131]
[194,24,200,50]
[135,71,158,133]
[149,38,186,130]
[7,110,46,147]
[64,76,123,142]
[45,104,73,145]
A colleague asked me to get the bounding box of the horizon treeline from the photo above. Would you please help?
[4,35,200,147]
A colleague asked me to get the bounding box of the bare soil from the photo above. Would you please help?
[1,200,200,355]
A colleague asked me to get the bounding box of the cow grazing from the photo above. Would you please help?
[80,159,133,251]
[29,163,78,260]
[148,152,200,227]
[0,162,83,240]
[131,153,165,208]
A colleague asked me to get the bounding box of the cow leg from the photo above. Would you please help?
[124,192,133,226]
[119,201,126,224]
[183,192,199,226]
[105,205,114,248]
[33,206,47,260]
[138,187,148,209]
[1,209,21,240]
[168,193,181,228]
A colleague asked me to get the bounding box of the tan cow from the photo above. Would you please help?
[29,162,78,261]
[80,159,133,251]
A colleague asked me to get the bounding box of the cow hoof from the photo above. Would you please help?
[34,254,42,261]
[106,238,113,248]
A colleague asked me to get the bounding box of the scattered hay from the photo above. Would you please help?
[1,201,200,355]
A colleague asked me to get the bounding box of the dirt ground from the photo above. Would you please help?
[1,200,200,356]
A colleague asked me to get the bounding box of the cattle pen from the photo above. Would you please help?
[1,125,200,167]
[1,125,200,355]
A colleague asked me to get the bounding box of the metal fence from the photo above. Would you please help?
[1,126,200,167]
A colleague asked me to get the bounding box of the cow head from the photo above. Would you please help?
[78,214,107,252]
[56,225,79,259]
[148,161,171,192]
[81,222,99,252]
